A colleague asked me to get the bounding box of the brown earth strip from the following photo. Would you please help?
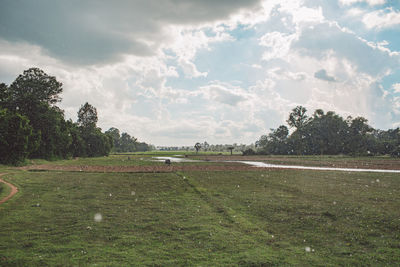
[19,163,259,173]
[0,174,18,205]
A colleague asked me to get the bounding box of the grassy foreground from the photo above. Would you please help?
[0,156,400,266]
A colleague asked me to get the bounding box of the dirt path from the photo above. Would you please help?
[0,174,18,205]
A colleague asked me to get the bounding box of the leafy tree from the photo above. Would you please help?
[3,68,68,159]
[287,106,310,155]
[344,116,373,155]
[257,125,290,155]
[0,83,10,109]
[0,109,34,164]
[303,111,348,155]
[8,68,62,114]
[66,120,86,157]
[119,132,137,152]
[287,106,309,130]
[135,142,152,152]
[76,102,112,157]
[84,128,112,157]
[28,104,72,159]
[105,127,120,151]
[78,102,98,129]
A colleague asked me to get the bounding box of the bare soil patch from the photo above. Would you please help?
[0,174,18,205]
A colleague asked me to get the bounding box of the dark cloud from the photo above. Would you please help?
[0,0,261,65]
[314,69,336,82]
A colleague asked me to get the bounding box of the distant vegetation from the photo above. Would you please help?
[0,68,151,164]
[105,127,154,153]
[256,106,400,156]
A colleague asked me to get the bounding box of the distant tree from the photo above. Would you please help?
[227,146,234,155]
[77,102,98,129]
[203,141,210,151]
[105,127,120,152]
[194,142,201,153]
[119,132,137,152]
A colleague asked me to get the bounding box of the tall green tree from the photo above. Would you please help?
[105,127,121,152]
[0,83,10,109]
[77,102,98,129]
[344,116,374,155]
[5,68,67,159]
[119,132,137,152]
[287,106,310,155]
[287,106,309,130]
[8,68,62,114]
[303,110,348,155]
[0,109,34,164]
[77,102,112,157]
[259,125,290,154]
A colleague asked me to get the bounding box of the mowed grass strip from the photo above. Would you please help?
[185,169,400,265]
[0,169,399,266]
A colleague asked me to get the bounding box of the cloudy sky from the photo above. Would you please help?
[1,0,400,146]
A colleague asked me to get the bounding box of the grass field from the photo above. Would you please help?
[1,154,400,266]
[0,182,9,201]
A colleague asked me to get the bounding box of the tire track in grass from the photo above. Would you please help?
[0,174,18,205]
[175,171,273,242]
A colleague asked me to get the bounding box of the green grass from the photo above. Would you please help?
[28,154,163,167]
[0,157,400,265]
[0,182,9,201]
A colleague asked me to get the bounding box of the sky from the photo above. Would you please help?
[0,0,400,146]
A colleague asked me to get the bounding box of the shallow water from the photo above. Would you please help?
[153,156,201,163]
[237,161,400,174]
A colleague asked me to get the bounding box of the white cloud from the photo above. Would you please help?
[339,0,386,6]
[362,8,400,29]
[393,83,400,93]
[346,7,365,17]
[200,83,248,106]
[259,31,297,61]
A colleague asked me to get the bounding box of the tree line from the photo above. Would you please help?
[105,127,154,153]
[257,106,400,156]
[0,68,151,164]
